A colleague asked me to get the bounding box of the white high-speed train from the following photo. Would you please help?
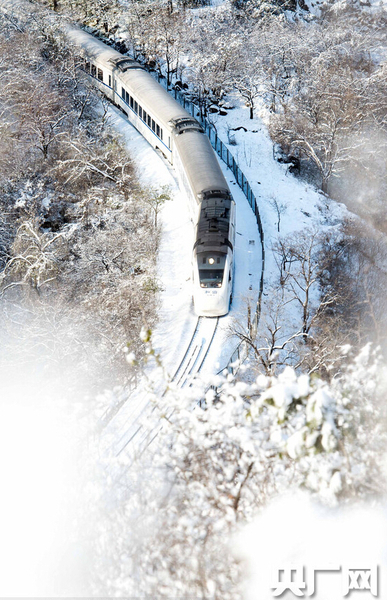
[0,0,236,317]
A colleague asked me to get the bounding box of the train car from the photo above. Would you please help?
[192,192,236,317]
[172,126,236,316]
[0,0,236,317]
[64,26,190,164]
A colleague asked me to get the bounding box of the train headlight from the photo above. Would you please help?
[208,257,215,265]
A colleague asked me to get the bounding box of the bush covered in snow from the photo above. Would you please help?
[89,342,387,598]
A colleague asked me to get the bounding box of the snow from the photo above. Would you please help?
[237,493,387,600]
[210,98,348,239]
[0,384,87,596]
[1,4,387,597]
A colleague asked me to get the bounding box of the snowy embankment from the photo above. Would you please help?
[208,96,351,342]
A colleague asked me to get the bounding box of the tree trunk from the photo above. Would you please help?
[271,91,276,113]
[166,57,171,88]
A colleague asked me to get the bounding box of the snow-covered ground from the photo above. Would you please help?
[208,96,351,338]
[210,96,348,250]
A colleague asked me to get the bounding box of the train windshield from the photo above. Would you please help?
[198,252,226,288]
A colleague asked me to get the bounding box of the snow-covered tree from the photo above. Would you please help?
[90,341,387,598]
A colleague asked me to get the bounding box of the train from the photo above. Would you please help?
[0,0,236,317]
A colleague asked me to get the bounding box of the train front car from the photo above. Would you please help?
[193,190,236,317]
[171,121,236,318]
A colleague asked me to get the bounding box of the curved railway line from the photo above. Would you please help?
[172,316,219,387]
[115,316,220,456]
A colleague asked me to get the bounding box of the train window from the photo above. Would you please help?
[121,87,125,100]
[198,253,226,288]
[199,269,224,288]
[134,101,138,114]
[143,110,147,122]
[156,124,160,137]
[151,119,155,132]
[108,74,111,87]
[139,106,142,119]
[91,64,96,78]
[130,97,134,109]
[168,136,171,148]
[125,91,130,105]
[147,115,151,127]
[97,68,103,82]
[160,129,163,141]
[85,61,91,72]
[114,80,117,91]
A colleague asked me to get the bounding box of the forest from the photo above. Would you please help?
[1,0,387,598]
[0,12,163,398]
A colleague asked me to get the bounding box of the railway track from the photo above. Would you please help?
[114,316,219,456]
[172,316,219,387]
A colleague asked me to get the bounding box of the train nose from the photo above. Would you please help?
[194,290,229,317]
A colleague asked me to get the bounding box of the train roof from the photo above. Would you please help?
[118,69,190,125]
[173,131,231,202]
[66,26,191,127]
[194,197,232,254]
[66,26,133,66]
